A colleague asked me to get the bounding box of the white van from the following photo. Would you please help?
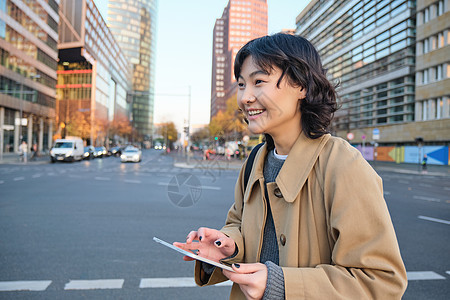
[50,137,84,162]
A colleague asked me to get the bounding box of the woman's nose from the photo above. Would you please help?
[241,91,256,104]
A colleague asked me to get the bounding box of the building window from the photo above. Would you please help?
[423,38,429,53]
[423,69,429,84]
[422,101,428,120]
[437,64,443,80]
[436,98,443,119]
[438,0,444,16]
[423,7,429,23]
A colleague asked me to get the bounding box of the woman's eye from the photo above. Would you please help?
[255,79,263,85]
[238,82,245,88]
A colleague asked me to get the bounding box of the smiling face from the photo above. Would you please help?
[237,56,305,139]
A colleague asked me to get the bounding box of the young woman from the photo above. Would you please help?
[174,33,407,300]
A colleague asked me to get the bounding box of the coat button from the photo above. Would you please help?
[274,188,283,198]
[280,234,286,246]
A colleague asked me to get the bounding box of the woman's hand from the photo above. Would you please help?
[173,227,235,263]
[223,263,268,300]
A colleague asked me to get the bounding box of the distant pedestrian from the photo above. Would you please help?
[30,143,38,161]
[422,154,428,173]
[19,140,28,163]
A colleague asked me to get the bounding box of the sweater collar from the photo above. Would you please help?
[246,131,330,203]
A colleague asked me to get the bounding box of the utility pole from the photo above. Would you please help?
[186,86,191,164]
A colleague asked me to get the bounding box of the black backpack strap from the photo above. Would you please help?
[244,143,264,191]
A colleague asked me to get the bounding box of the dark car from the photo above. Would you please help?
[109,146,122,157]
[94,146,107,158]
[83,146,95,160]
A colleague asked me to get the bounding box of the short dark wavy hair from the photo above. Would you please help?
[234,33,338,140]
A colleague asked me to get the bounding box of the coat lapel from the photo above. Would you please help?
[276,132,330,203]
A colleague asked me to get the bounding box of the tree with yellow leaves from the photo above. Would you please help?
[209,94,247,141]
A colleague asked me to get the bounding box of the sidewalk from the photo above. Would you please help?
[0,153,50,165]
[171,152,450,177]
[369,160,450,177]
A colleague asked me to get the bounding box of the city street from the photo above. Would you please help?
[0,149,449,299]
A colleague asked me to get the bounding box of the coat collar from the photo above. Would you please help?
[245,131,331,203]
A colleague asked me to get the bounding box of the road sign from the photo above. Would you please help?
[373,128,380,140]
[347,132,354,140]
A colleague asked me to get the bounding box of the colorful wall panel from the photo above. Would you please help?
[423,146,449,165]
[356,145,374,161]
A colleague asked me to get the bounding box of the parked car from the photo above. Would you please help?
[109,146,122,157]
[120,147,142,163]
[94,146,107,158]
[50,137,84,162]
[83,146,95,160]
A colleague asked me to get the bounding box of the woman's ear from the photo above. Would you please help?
[299,87,307,100]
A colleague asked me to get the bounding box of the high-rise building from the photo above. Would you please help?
[0,0,59,156]
[296,0,449,146]
[415,1,449,125]
[107,0,158,141]
[211,0,268,120]
[58,0,132,146]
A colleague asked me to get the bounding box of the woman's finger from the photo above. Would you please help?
[186,231,198,243]
[223,263,267,285]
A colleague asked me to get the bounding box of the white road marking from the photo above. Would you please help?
[31,174,42,178]
[413,195,441,202]
[64,279,124,290]
[398,180,409,184]
[0,280,52,291]
[139,277,232,288]
[94,177,111,181]
[13,177,25,181]
[124,179,141,184]
[446,271,450,276]
[407,271,446,280]
[0,180,4,184]
[158,182,221,190]
[69,174,82,178]
[383,191,390,195]
[445,187,450,191]
[418,215,450,225]
[419,183,432,187]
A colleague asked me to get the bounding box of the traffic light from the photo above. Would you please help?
[214,137,218,141]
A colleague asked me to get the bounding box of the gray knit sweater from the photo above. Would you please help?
[261,149,285,299]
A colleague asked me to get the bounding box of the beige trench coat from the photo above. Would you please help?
[195,132,407,299]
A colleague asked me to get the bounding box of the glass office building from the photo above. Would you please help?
[296,0,449,145]
[58,0,132,146]
[107,0,158,141]
[0,0,58,155]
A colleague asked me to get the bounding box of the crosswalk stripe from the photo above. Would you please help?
[413,195,441,202]
[158,182,221,190]
[64,279,124,290]
[407,271,446,280]
[0,280,52,291]
[124,179,141,184]
[94,177,111,181]
[418,215,450,225]
[139,277,232,288]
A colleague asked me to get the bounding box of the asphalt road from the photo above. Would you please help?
[0,149,448,299]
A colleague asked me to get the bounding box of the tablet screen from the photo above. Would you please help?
[153,237,235,272]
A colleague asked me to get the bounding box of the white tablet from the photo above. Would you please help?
[153,237,235,272]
